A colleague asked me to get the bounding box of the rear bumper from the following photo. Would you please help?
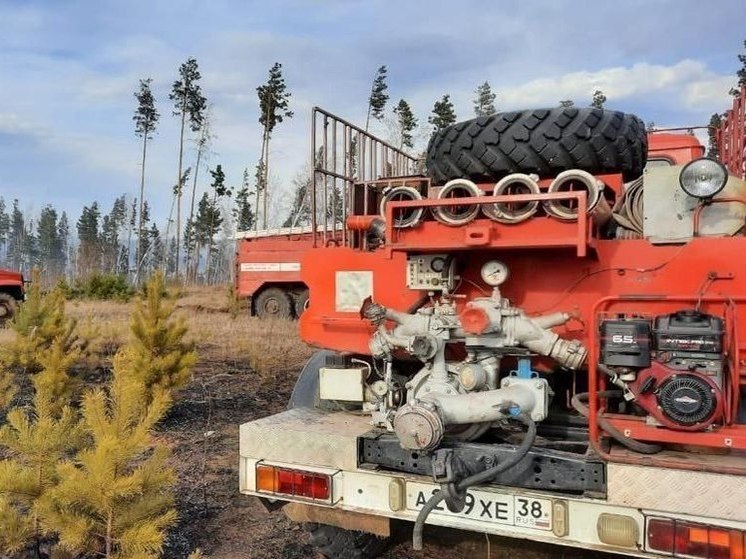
[239,408,746,557]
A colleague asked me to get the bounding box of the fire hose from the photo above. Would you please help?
[612,177,644,238]
[571,390,662,454]
[412,414,537,550]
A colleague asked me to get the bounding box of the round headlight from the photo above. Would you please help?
[679,158,728,199]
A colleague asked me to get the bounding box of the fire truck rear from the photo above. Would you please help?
[239,92,746,559]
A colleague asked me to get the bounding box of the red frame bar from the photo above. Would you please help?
[384,191,590,257]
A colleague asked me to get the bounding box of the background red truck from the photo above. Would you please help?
[235,228,312,319]
[0,268,25,323]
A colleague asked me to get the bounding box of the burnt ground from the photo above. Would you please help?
[159,353,625,559]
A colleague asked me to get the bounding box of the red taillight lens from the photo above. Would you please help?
[647,517,746,559]
[256,464,331,501]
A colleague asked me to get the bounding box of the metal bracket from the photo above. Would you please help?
[358,432,606,495]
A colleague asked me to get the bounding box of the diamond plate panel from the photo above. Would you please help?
[239,408,371,471]
[608,463,746,522]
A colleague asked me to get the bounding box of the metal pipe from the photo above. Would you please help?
[692,196,746,236]
[310,111,317,247]
[432,386,537,424]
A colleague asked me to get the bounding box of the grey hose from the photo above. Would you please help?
[612,177,644,237]
[571,391,662,455]
[412,414,537,550]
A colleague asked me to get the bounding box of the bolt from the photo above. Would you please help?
[535,381,543,389]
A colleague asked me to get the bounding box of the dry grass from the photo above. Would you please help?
[62,285,313,380]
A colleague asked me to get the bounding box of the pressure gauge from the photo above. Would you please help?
[480,260,509,286]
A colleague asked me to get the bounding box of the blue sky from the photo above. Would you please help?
[0,0,744,230]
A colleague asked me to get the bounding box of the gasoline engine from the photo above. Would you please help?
[600,310,726,431]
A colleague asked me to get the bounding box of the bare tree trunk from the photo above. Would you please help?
[205,192,218,284]
[193,239,201,283]
[105,509,113,558]
[175,98,187,278]
[262,129,270,229]
[185,147,203,283]
[136,131,148,279]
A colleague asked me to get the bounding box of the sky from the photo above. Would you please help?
[0,0,744,231]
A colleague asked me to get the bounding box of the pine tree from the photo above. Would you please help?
[77,203,101,277]
[193,166,230,282]
[0,198,9,265]
[253,159,266,231]
[257,62,293,229]
[101,216,119,274]
[58,212,70,278]
[234,169,255,232]
[559,99,575,108]
[39,350,177,559]
[729,39,746,96]
[186,107,215,279]
[148,224,164,274]
[708,113,723,158]
[428,94,457,131]
[366,65,389,131]
[170,57,207,276]
[6,200,26,272]
[166,237,177,276]
[36,206,63,282]
[134,78,160,273]
[282,170,311,228]
[0,336,82,556]
[39,273,192,557]
[473,81,497,117]
[591,90,607,109]
[125,273,197,395]
[393,99,418,149]
[0,276,78,377]
[137,201,152,272]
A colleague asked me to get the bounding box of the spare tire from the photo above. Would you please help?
[426,107,647,184]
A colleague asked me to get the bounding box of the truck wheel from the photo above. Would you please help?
[0,294,17,325]
[426,107,647,184]
[305,523,391,559]
[254,288,293,319]
[294,289,309,317]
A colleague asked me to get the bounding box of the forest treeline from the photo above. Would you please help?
[10,40,745,286]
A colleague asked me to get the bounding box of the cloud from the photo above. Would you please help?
[492,60,733,113]
[0,0,743,230]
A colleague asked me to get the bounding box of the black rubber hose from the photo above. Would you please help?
[571,391,662,455]
[412,414,537,550]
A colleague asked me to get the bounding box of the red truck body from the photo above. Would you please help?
[239,102,746,559]
[0,269,24,321]
[235,228,312,318]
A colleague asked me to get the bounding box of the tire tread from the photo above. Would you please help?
[426,107,647,184]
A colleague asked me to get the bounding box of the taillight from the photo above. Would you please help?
[255,464,331,501]
[648,517,746,559]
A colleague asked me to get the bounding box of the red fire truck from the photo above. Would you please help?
[239,92,746,559]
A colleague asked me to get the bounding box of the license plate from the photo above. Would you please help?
[407,482,552,531]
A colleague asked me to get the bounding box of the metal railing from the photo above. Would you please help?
[309,107,419,246]
[718,84,746,179]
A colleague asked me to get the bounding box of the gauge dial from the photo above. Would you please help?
[480,260,509,286]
